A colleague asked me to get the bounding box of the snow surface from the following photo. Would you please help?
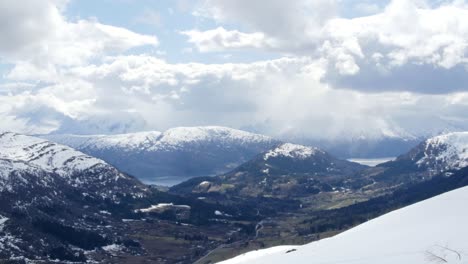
[46,131,163,151]
[219,186,468,264]
[136,203,191,213]
[44,126,273,152]
[156,126,271,147]
[264,143,321,160]
[0,132,137,194]
[418,132,468,170]
[0,215,8,231]
[0,132,104,176]
[102,244,124,252]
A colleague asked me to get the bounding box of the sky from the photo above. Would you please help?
[1,0,468,141]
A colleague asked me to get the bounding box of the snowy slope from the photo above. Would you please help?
[378,132,468,181]
[45,126,273,152]
[151,126,272,150]
[172,142,366,198]
[220,186,468,264]
[0,132,103,176]
[0,133,152,262]
[416,132,468,171]
[0,132,146,195]
[44,131,163,151]
[263,143,322,160]
[43,126,279,182]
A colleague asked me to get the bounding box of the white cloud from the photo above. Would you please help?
[0,0,158,133]
[3,54,468,141]
[195,0,337,42]
[1,0,468,144]
[181,27,274,52]
[0,0,158,75]
[189,0,468,93]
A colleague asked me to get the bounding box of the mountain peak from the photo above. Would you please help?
[263,143,321,160]
[159,126,273,146]
[0,132,105,176]
[42,126,279,181]
[418,132,468,171]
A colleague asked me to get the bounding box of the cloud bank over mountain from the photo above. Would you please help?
[1,0,468,141]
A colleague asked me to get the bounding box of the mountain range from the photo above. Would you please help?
[45,127,468,187]
[2,129,468,263]
[172,132,468,262]
[0,132,150,261]
[43,126,278,184]
[173,131,468,200]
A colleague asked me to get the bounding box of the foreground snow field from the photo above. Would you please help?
[220,186,468,264]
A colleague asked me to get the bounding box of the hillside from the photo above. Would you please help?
[375,132,468,184]
[220,184,468,264]
[0,132,148,197]
[171,143,367,199]
[0,132,151,261]
[0,133,262,263]
[43,126,279,184]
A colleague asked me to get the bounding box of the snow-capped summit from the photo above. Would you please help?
[263,143,322,160]
[383,132,468,176]
[0,132,147,195]
[0,132,104,176]
[154,126,272,148]
[417,132,468,171]
[46,126,274,152]
[43,126,279,183]
[0,133,152,262]
[44,131,163,152]
[220,185,468,264]
[172,142,366,198]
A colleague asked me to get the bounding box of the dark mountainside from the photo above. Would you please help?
[1,132,468,263]
[42,127,280,183]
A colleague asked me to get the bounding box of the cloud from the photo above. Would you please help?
[0,0,61,57]
[189,0,468,93]
[194,0,337,42]
[181,27,274,52]
[0,0,158,134]
[1,0,468,143]
[3,54,468,141]
[319,0,468,93]
[0,0,158,71]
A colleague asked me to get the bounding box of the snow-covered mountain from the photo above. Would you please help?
[0,132,147,196]
[380,132,468,176]
[245,143,365,177]
[171,143,367,198]
[0,132,274,263]
[263,143,322,160]
[220,185,468,264]
[256,143,365,175]
[0,132,150,262]
[416,132,468,172]
[43,126,279,184]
